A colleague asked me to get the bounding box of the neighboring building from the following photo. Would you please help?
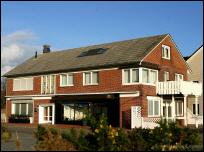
[3,34,202,129]
[186,46,203,125]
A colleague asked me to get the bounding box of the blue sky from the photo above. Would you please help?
[1,1,203,74]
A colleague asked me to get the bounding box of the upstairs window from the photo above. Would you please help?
[142,69,157,84]
[83,71,99,85]
[123,68,139,84]
[162,45,171,60]
[60,73,74,86]
[175,73,183,81]
[164,71,169,81]
[13,77,33,91]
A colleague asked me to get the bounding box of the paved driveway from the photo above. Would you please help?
[1,125,36,151]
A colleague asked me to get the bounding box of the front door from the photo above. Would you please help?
[39,104,55,124]
[163,100,173,122]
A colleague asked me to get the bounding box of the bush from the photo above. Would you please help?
[34,125,76,151]
[1,126,12,142]
[8,114,30,123]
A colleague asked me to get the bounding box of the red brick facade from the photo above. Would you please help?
[5,35,188,127]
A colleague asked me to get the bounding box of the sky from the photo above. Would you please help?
[1,1,203,75]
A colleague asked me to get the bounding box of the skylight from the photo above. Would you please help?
[78,48,108,57]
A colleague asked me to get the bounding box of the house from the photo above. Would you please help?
[3,34,202,129]
[186,45,203,127]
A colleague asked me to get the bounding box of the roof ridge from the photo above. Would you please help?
[49,33,169,54]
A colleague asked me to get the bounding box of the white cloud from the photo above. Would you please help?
[1,30,40,76]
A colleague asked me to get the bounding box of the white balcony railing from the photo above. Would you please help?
[156,81,202,96]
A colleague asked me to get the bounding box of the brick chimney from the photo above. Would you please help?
[43,44,51,53]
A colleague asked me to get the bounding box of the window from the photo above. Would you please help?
[148,97,160,117]
[142,69,157,84]
[123,69,139,84]
[193,104,200,115]
[164,71,169,81]
[13,102,33,116]
[142,69,149,83]
[41,75,55,94]
[13,77,33,91]
[162,45,170,60]
[60,73,74,86]
[83,71,99,85]
[176,101,183,116]
[175,73,183,81]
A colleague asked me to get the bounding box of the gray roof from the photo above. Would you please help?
[4,34,168,77]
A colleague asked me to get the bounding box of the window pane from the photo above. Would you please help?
[132,69,139,82]
[150,70,157,83]
[14,79,20,91]
[178,102,182,115]
[42,76,46,94]
[21,79,27,90]
[124,70,130,83]
[21,103,27,115]
[47,76,50,93]
[92,72,99,84]
[68,74,73,85]
[50,75,55,93]
[63,104,75,121]
[27,78,33,90]
[162,47,165,57]
[165,48,169,58]
[148,100,153,116]
[142,69,148,83]
[28,103,33,116]
[154,101,159,115]
[15,104,20,115]
[168,106,172,117]
[85,73,91,84]
[61,74,67,86]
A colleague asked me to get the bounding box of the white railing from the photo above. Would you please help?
[156,81,202,96]
[141,117,161,129]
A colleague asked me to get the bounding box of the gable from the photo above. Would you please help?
[142,35,189,72]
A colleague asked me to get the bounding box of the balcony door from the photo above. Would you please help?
[163,100,173,122]
[41,75,55,94]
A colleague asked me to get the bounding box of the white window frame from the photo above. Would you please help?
[122,68,139,85]
[175,73,184,81]
[13,77,33,91]
[175,101,183,116]
[12,100,33,116]
[41,75,56,94]
[83,70,99,85]
[122,67,158,86]
[162,44,171,60]
[60,73,74,87]
[164,71,169,81]
[147,96,160,117]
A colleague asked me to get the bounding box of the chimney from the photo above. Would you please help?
[35,51,38,58]
[43,44,51,53]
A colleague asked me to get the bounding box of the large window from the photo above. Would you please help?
[13,102,33,116]
[41,75,55,94]
[62,104,88,121]
[148,97,160,117]
[162,45,171,60]
[123,68,139,84]
[13,77,33,91]
[123,68,157,85]
[60,73,73,86]
[83,71,99,85]
[175,73,183,81]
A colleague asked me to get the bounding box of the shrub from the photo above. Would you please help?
[34,125,76,151]
[1,125,12,142]
[8,114,30,123]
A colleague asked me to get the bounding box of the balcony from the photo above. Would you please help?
[156,81,202,96]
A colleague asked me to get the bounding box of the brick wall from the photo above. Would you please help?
[6,100,12,122]
[6,76,41,96]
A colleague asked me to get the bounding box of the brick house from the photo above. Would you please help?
[3,34,202,129]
